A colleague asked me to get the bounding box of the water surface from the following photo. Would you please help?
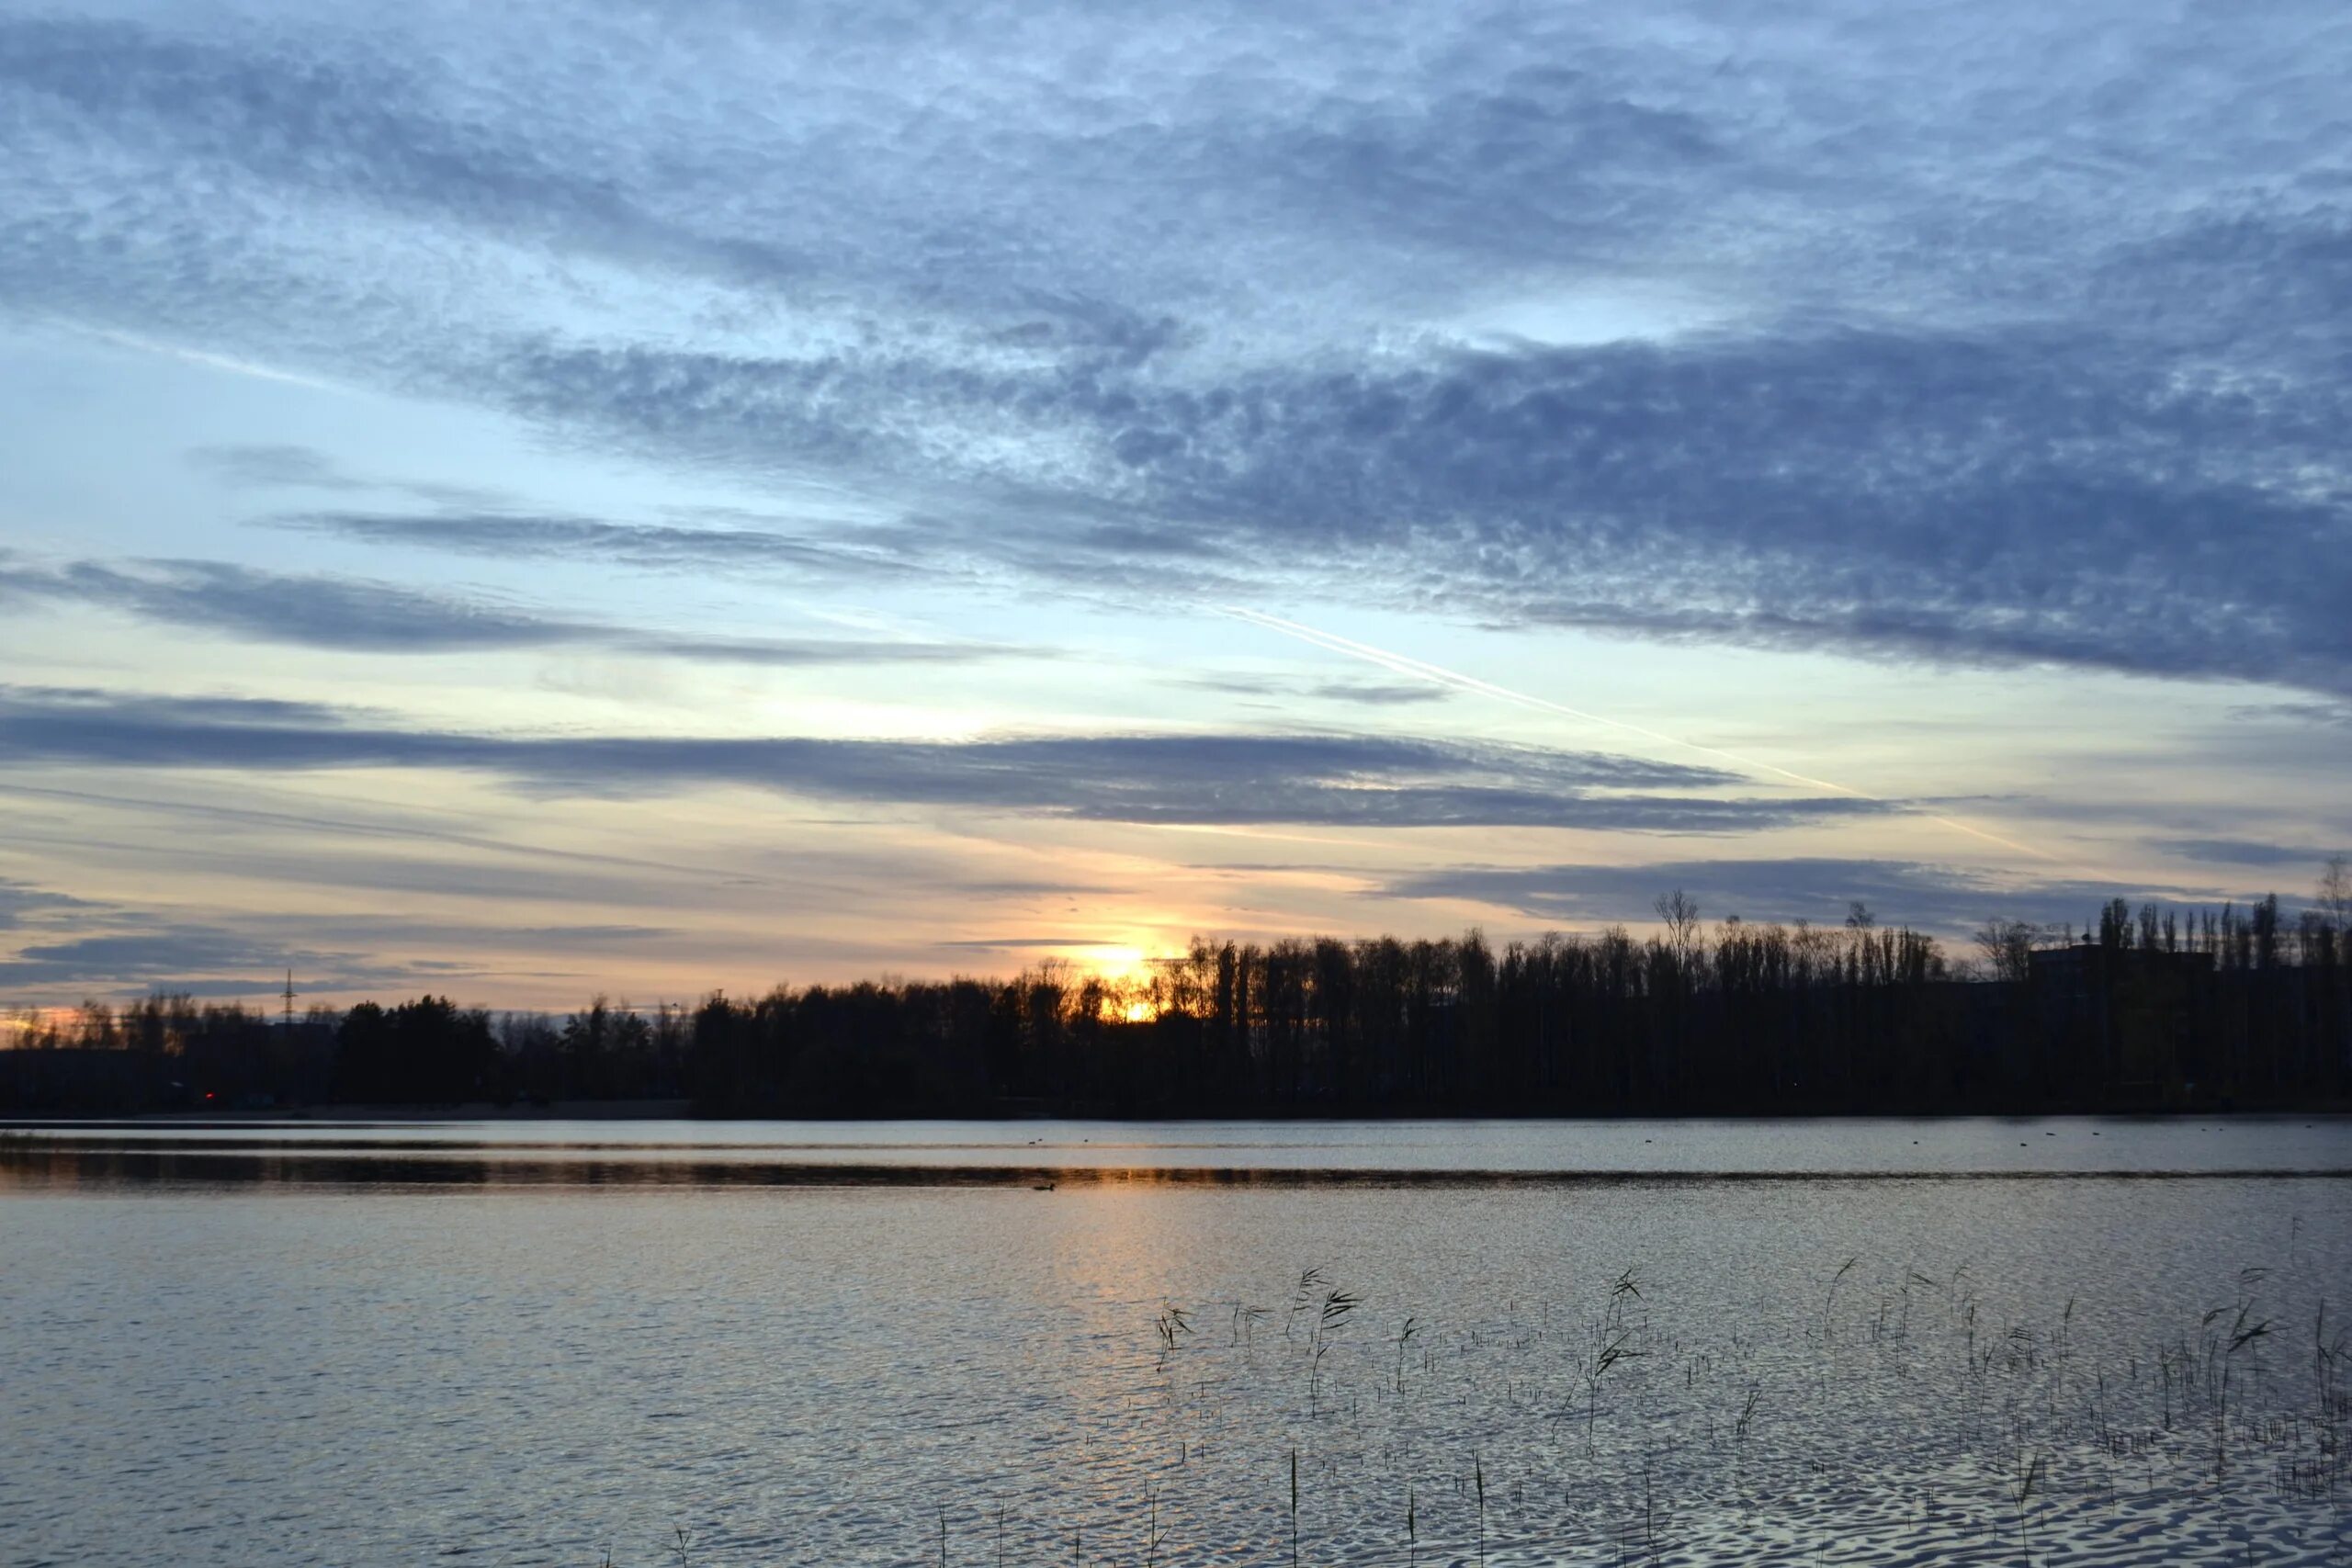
[10,1113,2346,1180]
[3,1117,2346,1565]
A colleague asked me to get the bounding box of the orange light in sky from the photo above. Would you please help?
[1085,943,1148,979]
[0,1009,75,1046]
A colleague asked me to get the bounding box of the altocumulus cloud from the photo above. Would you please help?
[4,4,2347,690]
[0,687,1890,832]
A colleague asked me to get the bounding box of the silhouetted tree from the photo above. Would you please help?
[13,867,2352,1117]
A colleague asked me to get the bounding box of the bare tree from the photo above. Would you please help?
[1973,918,2038,984]
[2321,854,2351,930]
[1654,888,1702,961]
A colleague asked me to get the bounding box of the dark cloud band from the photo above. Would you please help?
[0,687,1888,831]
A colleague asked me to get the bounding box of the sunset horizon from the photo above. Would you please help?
[4,2,2346,1014]
[6,6,2351,1562]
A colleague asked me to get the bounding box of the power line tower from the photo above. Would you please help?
[282,969,297,1032]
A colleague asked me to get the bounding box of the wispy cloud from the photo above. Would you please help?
[933,936,1136,952]
[0,555,1012,663]
[2161,839,2346,871]
[187,442,368,491]
[0,876,87,931]
[276,509,933,584]
[0,925,472,993]
[0,686,1890,831]
[1181,673,1453,707]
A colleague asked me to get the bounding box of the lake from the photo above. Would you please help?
[3,1117,2347,1565]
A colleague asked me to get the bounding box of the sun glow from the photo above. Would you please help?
[1060,942,1167,1022]
[1,1008,77,1047]
[1086,943,1147,976]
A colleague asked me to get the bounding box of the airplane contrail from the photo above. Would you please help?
[1220,605,2059,864]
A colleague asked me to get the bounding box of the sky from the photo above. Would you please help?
[1,0,2347,1010]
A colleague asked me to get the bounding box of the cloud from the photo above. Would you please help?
[2162,839,2346,871]
[948,878,1128,900]
[31,558,576,651]
[5,5,2349,693]
[6,4,2349,998]
[0,685,1892,831]
[0,14,810,294]
[2227,701,2352,728]
[612,635,1009,668]
[1182,673,1452,707]
[0,877,86,931]
[0,684,355,730]
[0,867,492,996]
[1384,856,2222,934]
[1311,682,1448,705]
[0,883,493,993]
[0,778,832,899]
[276,510,934,584]
[467,325,2352,691]
[189,445,514,510]
[2,930,317,980]
[186,443,366,491]
[0,555,1011,663]
[933,936,1136,951]
[0,924,475,994]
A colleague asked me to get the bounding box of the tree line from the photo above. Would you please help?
[6,863,2348,1116]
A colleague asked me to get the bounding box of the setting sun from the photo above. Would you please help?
[3,1,2347,1561]
[1083,943,1147,976]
